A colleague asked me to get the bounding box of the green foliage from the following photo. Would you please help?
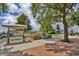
[69,10,79,26]
[31,3,77,41]
[26,19,33,31]
[31,3,74,34]
[27,24,32,31]
[17,13,32,31]
[17,13,27,25]
[31,33,41,40]
[25,33,41,40]
[31,3,41,18]
[47,34,64,38]
[0,3,8,12]
[31,4,76,27]
[40,18,54,34]
[31,3,56,34]
[31,3,75,22]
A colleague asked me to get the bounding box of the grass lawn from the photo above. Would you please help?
[51,34,64,38]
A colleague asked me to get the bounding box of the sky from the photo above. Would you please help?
[0,3,79,32]
[0,3,32,32]
[0,3,40,32]
[0,3,32,25]
[0,3,79,25]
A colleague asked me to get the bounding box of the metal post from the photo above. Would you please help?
[7,28,10,44]
[23,28,25,42]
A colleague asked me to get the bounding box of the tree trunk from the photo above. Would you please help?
[63,15,70,42]
[62,4,70,42]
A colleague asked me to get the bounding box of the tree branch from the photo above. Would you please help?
[45,15,63,19]
[65,4,75,14]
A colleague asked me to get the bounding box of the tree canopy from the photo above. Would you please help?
[17,13,27,25]
[31,3,77,42]
[0,3,8,12]
[17,13,32,31]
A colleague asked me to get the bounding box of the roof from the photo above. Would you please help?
[2,24,26,29]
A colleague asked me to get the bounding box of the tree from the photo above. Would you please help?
[17,13,32,31]
[40,18,54,33]
[26,19,32,31]
[69,10,79,26]
[17,13,27,25]
[31,3,55,33]
[0,3,8,13]
[0,3,9,43]
[31,3,76,42]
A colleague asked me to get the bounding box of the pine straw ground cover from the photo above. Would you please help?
[7,38,79,56]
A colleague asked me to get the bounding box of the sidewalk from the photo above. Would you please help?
[1,38,56,52]
[0,35,79,54]
[2,39,48,52]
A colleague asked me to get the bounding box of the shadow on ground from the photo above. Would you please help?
[4,38,79,56]
[45,39,79,56]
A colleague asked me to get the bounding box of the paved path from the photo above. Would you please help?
[0,39,51,52]
[10,40,48,51]
[0,35,79,54]
[0,36,79,51]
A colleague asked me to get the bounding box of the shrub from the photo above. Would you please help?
[47,34,52,38]
[25,33,41,40]
[40,18,55,34]
[31,33,41,40]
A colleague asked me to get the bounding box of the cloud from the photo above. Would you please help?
[7,3,18,13]
[19,3,40,31]
[0,3,32,25]
[0,3,20,25]
[0,3,40,31]
[0,15,17,24]
[19,3,31,8]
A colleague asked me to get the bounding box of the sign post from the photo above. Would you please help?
[2,24,26,44]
